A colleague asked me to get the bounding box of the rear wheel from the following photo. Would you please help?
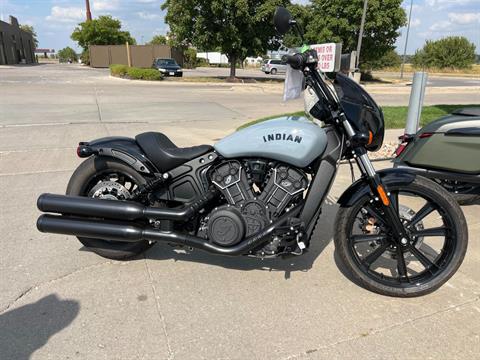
[334,177,468,297]
[66,156,153,260]
[270,68,277,75]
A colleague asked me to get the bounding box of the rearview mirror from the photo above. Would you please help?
[274,7,293,35]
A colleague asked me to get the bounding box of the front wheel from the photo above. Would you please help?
[334,176,468,297]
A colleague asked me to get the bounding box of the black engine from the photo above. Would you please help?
[199,160,308,248]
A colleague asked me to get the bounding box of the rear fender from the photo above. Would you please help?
[337,168,416,207]
[77,136,158,175]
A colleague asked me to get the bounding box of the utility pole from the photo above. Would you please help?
[400,0,413,79]
[356,0,368,68]
[85,0,92,21]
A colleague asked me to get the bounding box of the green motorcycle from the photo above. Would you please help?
[394,107,480,205]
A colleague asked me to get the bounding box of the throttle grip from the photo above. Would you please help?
[281,53,305,70]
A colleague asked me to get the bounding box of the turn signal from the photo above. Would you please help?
[377,185,390,206]
[367,130,373,145]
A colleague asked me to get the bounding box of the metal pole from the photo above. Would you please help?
[405,71,428,135]
[126,41,132,67]
[356,0,368,68]
[85,0,92,21]
[400,0,413,79]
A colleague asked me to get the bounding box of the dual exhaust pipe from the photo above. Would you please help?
[37,193,299,256]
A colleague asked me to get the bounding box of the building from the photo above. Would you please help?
[0,16,36,65]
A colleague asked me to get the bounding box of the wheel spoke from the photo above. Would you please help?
[363,242,390,267]
[409,245,437,270]
[396,247,409,282]
[410,202,436,226]
[351,234,387,244]
[412,227,447,237]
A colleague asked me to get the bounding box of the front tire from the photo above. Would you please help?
[334,177,468,297]
[66,156,153,260]
[270,68,277,75]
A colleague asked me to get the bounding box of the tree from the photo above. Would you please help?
[368,49,402,70]
[304,0,406,70]
[162,0,289,78]
[183,47,197,68]
[71,16,136,51]
[148,35,167,45]
[412,36,476,69]
[20,24,38,48]
[58,47,78,63]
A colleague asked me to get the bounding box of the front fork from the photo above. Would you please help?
[342,118,408,244]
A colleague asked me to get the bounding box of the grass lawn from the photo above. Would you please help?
[238,104,478,130]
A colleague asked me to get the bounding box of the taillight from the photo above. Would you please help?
[419,132,434,138]
[394,133,414,157]
[395,143,408,157]
[77,143,93,158]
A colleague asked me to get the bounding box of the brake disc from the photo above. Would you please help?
[88,181,131,200]
[399,204,425,248]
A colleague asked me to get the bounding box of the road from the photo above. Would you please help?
[0,64,479,359]
[184,66,480,88]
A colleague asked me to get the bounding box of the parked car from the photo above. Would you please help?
[152,58,183,77]
[261,59,287,75]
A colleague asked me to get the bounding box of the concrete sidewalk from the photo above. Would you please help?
[1,64,479,359]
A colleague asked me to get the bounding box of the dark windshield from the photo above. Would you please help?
[156,59,177,66]
[334,73,385,151]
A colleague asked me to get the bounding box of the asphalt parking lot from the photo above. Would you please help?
[1,64,479,359]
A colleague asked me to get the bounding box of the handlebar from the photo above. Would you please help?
[281,53,305,70]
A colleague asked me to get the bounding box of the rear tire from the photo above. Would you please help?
[334,177,468,297]
[270,68,277,75]
[66,156,153,260]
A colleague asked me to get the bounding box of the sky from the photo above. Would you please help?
[0,0,479,54]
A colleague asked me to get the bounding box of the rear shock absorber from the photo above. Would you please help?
[131,173,170,199]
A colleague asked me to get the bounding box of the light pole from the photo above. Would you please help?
[85,0,92,21]
[400,0,413,79]
[356,0,368,68]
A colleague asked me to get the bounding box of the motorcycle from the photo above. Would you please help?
[36,7,468,297]
[394,107,480,205]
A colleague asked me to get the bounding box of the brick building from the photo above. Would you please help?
[0,16,36,65]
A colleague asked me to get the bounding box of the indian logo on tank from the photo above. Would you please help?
[262,133,302,143]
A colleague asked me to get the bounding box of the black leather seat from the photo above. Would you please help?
[135,132,213,173]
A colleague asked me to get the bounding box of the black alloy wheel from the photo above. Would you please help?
[334,177,468,297]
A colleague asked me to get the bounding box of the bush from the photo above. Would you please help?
[126,67,163,80]
[183,47,197,68]
[110,65,163,80]
[362,49,402,70]
[80,49,90,65]
[58,46,78,63]
[110,64,128,76]
[412,36,476,69]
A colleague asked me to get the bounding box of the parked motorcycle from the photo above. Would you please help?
[394,107,480,205]
[36,7,468,297]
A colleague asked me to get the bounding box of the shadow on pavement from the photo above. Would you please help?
[0,294,79,360]
[145,196,339,279]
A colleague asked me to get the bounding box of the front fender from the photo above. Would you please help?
[337,168,416,207]
[77,136,158,175]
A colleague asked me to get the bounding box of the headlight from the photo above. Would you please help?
[158,68,166,72]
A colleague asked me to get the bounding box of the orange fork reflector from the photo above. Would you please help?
[367,131,373,145]
[377,185,390,206]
